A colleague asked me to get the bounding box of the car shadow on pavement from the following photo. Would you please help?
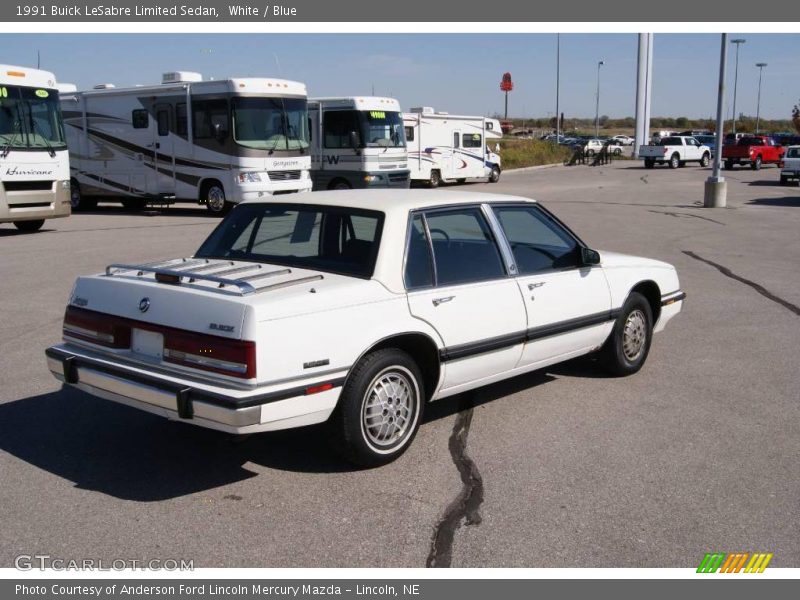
[79,205,215,218]
[746,196,800,207]
[0,385,355,502]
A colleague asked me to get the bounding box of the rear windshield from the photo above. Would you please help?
[738,137,765,146]
[786,148,800,158]
[196,203,384,278]
[659,137,682,146]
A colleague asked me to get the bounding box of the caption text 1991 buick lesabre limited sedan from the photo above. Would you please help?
[46,190,684,466]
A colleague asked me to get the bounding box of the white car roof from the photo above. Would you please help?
[240,189,537,216]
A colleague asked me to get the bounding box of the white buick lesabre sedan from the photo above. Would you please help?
[46,190,685,466]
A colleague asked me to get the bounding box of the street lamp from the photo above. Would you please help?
[595,60,604,139]
[555,33,561,142]
[730,38,746,134]
[755,62,767,134]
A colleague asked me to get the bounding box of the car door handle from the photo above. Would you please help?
[527,282,546,290]
[432,296,455,307]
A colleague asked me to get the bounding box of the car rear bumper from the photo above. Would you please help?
[46,344,344,434]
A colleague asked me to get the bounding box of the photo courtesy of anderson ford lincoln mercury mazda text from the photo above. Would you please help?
[45,190,685,466]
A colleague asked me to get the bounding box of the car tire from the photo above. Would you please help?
[329,179,351,191]
[669,154,680,169]
[751,155,762,171]
[613,148,622,156]
[489,166,501,183]
[724,160,734,170]
[780,175,788,186]
[328,348,425,467]
[204,182,231,215]
[644,158,655,169]
[13,219,45,232]
[428,170,441,188]
[598,292,653,377]
[587,149,595,157]
[69,180,97,211]
[700,152,710,167]
[121,198,147,211]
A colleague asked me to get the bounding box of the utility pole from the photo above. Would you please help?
[730,38,746,135]
[634,34,654,158]
[704,34,729,209]
[594,60,604,139]
[755,63,767,134]
[556,33,561,141]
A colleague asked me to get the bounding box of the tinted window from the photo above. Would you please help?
[176,103,187,136]
[196,204,384,278]
[463,133,482,148]
[659,137,682,146]
[786,148,800,158]
[193,99,229,140]
[404,214,434,289]
[132,109,148,129]
[493,205,579,274]
[405,126,414,142]
[324,110,360,149]
[424,208,505,286]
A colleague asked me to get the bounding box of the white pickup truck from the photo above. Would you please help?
[640,136,711,169]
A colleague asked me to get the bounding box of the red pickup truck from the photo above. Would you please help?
[723,136,784,170]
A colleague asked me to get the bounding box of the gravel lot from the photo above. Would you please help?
[1,161,798,568]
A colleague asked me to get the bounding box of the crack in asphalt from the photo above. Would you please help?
[683,250,800,317]
[649,210,726,226]
[426,395,484,568]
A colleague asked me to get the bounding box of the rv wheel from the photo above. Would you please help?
[428,170,441,188]
[489,166,501,183]
[204,183,231,215]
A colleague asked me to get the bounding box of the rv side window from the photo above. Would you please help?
[463,133,482,148]
[453,132,460,148]
[405,126,414,142]
[132,110,148,129]
[176,103,188,136]
[193,99,229,141]
[324,110,360,149]
[308,117,312,141]
[156,108,170,137]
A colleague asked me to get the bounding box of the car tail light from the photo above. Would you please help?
[662,147,668,155]
[163,331,256,379]
[63,306,131,348]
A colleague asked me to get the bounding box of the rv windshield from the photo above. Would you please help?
[359,110,405,148]
[231,97,309,151]
[0,85,66,150]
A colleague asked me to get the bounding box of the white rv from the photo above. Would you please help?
[0,64,71,232]
[60,72,312,214]
[403,107,502,187]
[309,96,409,190]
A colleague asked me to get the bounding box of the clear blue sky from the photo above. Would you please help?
[0,33,796,120]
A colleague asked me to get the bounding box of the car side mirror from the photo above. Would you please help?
[580,247,601,266]
[349,130,361,154]
[214,123,229,143]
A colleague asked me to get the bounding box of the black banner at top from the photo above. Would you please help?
[0,0,791,22]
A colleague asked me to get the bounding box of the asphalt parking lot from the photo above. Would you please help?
[1,161,798,568]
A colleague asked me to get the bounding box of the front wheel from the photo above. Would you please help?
[13,219,45,232]
[488,165,501,183]
[204,183,231,215]
[669,154,680,169]
[598,292,653,377]
[428,170,441,188]
[751,155,762,170]
[69,180,97,211]
[700,152,710,167]
[328,348,424,467]
[724,160,734,170]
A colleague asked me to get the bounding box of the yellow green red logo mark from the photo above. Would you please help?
[697,552,773,573]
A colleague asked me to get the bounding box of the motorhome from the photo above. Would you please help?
[0,64,71,232]
[308,96,409,190]
[60,71,312,214]
[403,107,502,187]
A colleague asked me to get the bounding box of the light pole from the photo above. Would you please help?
[595,60,604,139]
[755,62,767,134]
[730,38,746,134]
[555,33,561,141]
[704,34,729,209]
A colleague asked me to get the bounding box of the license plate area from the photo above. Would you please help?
[131,328,164,361]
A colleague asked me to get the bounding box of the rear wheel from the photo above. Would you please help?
[328,348,424,467]
[69,180,97,211]
[613,148,622,156]
[13,219,45,232]
[329,179,351,191]
[700,152,710,167]
[751,155,762,170]
[669,153,680,169]
[428,170,441,188]
[599,292,653,377]
[724,160,734,170]
[644,158,655,169]
[489,165,501,183]
[204,182,231,215]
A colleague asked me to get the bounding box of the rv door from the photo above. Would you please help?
[451,129,462,179]
[151,102,175,196]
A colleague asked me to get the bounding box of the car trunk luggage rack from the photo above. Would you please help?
[104,258,308,295]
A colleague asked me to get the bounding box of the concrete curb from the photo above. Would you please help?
[503,162,565,174]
